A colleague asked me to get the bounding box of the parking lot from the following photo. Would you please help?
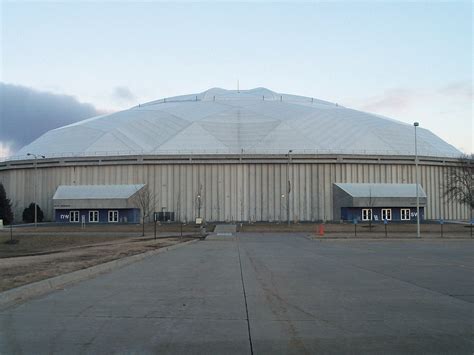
[1,233,473,354]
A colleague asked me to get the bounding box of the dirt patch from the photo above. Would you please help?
[3,223,214,234]
[0,235,194,292]
[0,234,128,258]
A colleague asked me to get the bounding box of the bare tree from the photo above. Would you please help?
[444,154,474,224]
[134,185,156,237]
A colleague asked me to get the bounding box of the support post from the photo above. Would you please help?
[287,150,292,226]
[34,160,37,228]
[414,122,420,238]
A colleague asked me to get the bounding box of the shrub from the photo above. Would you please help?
[22,203,44,223]
[0,183,14,225]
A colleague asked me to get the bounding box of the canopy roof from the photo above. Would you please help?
[334,183,427,198]
[53,184,145,200]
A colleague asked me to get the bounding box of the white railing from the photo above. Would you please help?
[1,148,460,163]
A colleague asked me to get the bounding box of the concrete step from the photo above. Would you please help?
[214,224,237,236]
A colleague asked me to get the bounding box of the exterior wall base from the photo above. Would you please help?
[0,155,469,223]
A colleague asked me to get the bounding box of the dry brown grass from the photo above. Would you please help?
[0,234,193,292]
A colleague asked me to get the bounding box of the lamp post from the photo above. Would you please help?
[280,194,285,223]
[413,122,420,238]
[196,194,201,219]
[27,153,46,228]
[287,150,293,225]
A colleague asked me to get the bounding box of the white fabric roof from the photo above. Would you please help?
[334,183,427,198]
[53,184,145,200]
[16,87,461,158]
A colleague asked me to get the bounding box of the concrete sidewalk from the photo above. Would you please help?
[1,234,473,354]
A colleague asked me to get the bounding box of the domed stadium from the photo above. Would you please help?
[0,88,468,223]
[15,87,459,158]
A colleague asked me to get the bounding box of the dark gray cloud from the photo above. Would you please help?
[0,82,101,153]
[112,86,135,103]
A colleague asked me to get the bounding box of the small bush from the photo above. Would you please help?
[0,183,14,225]
[22,203,44,223]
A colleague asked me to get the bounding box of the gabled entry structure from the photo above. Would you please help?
[53,184,146,224]
[333,183,427,222]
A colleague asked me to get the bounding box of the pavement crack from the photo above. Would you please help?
[236,235,254,355]
[243,248,311,354]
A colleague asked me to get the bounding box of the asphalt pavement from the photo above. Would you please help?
[1,233,473,354]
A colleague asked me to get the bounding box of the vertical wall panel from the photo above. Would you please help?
[311,164,318,221]
[217,165,224,221]
[0,159,470,222]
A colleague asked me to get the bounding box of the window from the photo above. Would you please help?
[362,208,372,221]
[89,210,99,223]
[108,210,119,223]
[401,208,411,220]
[70,211,79,223]
[381,208,392,221]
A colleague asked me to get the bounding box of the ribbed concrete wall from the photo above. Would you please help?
[0,157,470,222]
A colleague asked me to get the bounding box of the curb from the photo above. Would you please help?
[307,235,473,241]
[0,239,199,309]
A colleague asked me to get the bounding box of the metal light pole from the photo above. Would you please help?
[27,153,46,228]
[280,194,285,223]
[413,122,420,238]
[287,150,293,225]
[196,194,201,219]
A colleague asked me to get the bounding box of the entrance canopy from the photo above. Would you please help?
[334,183,427,206]
[333,183,427,221]
[53,184,146,209]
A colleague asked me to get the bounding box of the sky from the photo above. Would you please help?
[0,1,472,157]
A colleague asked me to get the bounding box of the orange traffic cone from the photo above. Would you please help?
[319,224,325,236]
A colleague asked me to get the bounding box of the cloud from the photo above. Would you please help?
[0,82,101,155]
[358,80,472,114]
[347,81,472,153]
[112,86,136,103]
[360,88,414,112]
[438,80,472,101]
[0,142,12,159]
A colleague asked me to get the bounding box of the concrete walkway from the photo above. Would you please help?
[1,234,473,354]
[214,224,237,235]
